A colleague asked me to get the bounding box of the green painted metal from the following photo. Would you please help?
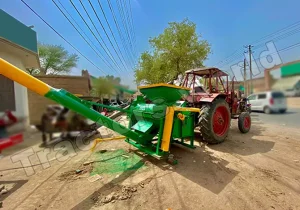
[181,112,195,137]
[281,62,300,77]
[125,138,166,158]
[45,88,140,141]
[0,9,38,53]
[172,111,195,138]
[139,86,190,105]
[156,118,165,155]
[172,117,182,138]
[173,139,196,149]
[87,100,131,113]
[132,120,153,133]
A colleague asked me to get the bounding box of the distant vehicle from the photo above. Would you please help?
[247,91,287,114]
[284,88,300,97]
[108,102,120,111]
[119,101,130,108]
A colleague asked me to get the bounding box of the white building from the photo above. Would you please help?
[0,9,39,123]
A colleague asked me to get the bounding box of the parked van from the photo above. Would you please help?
[247,91,287,114]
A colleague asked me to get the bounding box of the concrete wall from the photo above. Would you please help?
[28,75,90,125]
[228,77,266,95]
[245,77,266,94]
[0,51,29,121]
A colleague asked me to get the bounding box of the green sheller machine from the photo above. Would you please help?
[0,58,200,158]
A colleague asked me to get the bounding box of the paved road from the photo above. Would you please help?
[251,107,300,128]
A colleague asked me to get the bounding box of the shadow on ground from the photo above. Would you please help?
[252,110,297,115]
[0,180,28,201]
[208,121,275,156]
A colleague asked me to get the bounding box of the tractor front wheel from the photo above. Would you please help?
[238,112,251,133]
[198,98,231,144]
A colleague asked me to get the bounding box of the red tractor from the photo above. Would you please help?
[181,67,251,144]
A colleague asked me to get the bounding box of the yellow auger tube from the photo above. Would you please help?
[161,107,175,152]
[0,58,51,96]
[90,136,126,152]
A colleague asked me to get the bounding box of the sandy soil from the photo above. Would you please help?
[287,97,300,108]
[1,117,300,210]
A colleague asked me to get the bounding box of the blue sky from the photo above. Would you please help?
[1,0,300,87]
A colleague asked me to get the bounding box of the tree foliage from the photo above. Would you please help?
[135,19,211,85]
[92,75,122,100]
[37,44,79,75]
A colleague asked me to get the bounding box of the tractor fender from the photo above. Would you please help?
[199,93,226,103]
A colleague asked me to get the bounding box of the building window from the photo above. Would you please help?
[0,75,16,111]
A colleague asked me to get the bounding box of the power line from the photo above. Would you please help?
[122,0,136,54]
[251,20,300,45]
[218,51,245,68]
[253,25,300,50]
[106,0,136,62]
[69,0,123,73]
[74,0,123,72]
[128,0,137,55]
[86,0,130,72]
[214,49,239,66]
[52,0,120,75]
[20,0,108,75]
[215,21,300,68]
[253,41,300,63]
[224,41,300,77]
[95,0,135,68]
[116,0,136,57]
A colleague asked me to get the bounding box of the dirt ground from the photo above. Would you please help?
[0,116,300,210]
[287,97,300,108]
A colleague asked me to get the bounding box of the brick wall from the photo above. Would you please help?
[28,75,90,125]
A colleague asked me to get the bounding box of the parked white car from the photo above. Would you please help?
[247,91,287,114]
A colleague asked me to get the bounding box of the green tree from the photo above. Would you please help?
[92,75,122,100]
[135,19,211,85]
[92,77,114,100]
[37,44,79,75]
[26,68,40,75]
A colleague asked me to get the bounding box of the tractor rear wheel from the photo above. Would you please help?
[198,98,231,144]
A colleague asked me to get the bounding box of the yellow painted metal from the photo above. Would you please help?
[173,107,200,113]
[161,106,175,152]
[177,113,185,121]
[74,94,83,97]
[138,83,191,91]
[90,136,125,152]
[0,58,51,95]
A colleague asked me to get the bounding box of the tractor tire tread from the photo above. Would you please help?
[238,112,251,133]
[198,98,230,144]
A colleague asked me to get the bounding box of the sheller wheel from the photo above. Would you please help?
[238,112,251,133]
[198,98,231,144]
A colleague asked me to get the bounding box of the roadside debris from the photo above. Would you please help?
[98,149,107,154]
[121,154,129,158]
[0,184,9,195]
[83,161,94,166]
[58,164,92,181]
[75,169,83,174]
[97,186,139,205]
[87,174,102,182]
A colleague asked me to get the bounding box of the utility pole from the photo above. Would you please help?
[244,45,253,94]
[248,45,253,94]
[243,58,247,96]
